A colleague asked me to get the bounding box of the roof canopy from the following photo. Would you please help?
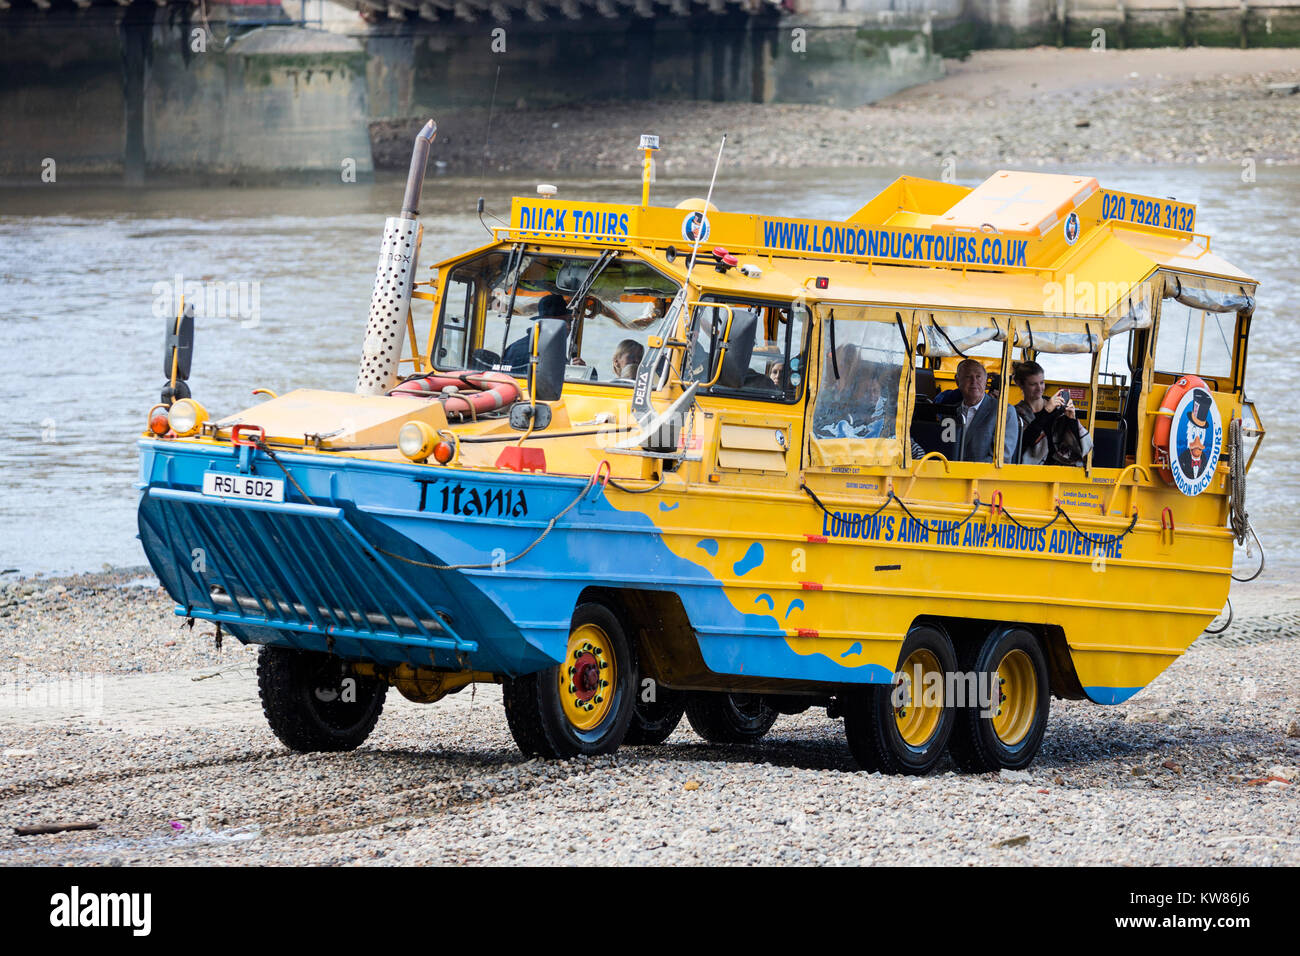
[492,169,1256,326]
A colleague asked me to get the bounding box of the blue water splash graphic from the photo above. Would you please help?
[697,539,719,556]
[733,542,763,576]
[784,598,805,619]
[754,593,774,609]
[658,501,679,511]
[840,642,862,658]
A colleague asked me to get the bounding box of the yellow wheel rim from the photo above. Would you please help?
[558,622,616,732]
[991,649,1037,746]
[894,648,943,747]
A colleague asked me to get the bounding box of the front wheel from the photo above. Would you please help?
[257,646,387,752]
[685,693,778,744]
[843,624,957,775]
[949,627,1051,773]
[502,602,637,758]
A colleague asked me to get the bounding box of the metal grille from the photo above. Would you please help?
[139,487,474,653]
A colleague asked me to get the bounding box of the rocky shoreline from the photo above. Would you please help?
[371,48,1300,174]
[1,566,1297,865]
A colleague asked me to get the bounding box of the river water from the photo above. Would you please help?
[1,166,1296,578]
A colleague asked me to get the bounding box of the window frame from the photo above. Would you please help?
[683,293,812,406]
[428,246,682,388]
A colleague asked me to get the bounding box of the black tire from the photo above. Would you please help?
[685,693,778,744]
[625,683,687,745]
[949,627,1051,773]
[843,624,957,775]
[256,645,387,752]
[502,602,637,758]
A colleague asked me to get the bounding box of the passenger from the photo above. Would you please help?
[942,358,1019,463]
[817,353,893,439]
[612,339,644,380]
[768,361,785,386]
[501,293,573,373]
[1012,361,1093,466]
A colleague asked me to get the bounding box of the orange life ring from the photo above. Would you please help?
[1152,374,1208,484]
[389,370,521,421]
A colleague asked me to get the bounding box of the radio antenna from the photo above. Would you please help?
[478,64,501,184]
[685,133,726,278]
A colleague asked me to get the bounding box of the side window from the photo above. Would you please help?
[1098,329,1133,384]
[1154,301,1235,382]
[435,269,475,368]
[812,311,907,440]
[685,299,808,403]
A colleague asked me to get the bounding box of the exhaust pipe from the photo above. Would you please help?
[356,119,437,396]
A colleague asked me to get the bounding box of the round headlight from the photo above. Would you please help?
[168,398,208,437]
[398,421,438,462]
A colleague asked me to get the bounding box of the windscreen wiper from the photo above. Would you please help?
[564,249,616,359]
[498,243,525,355]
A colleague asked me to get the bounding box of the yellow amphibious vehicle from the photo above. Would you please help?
[139,126,1264,773]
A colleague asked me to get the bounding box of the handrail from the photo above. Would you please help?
[903,451,950,498]
[1103,464,1151,516]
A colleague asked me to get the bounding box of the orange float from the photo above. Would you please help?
[1151,374,1209,484]
[389,370,521,421]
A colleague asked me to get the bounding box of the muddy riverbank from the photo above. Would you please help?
[371,48,1300,174]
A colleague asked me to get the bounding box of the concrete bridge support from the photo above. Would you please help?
[1,4,373,181]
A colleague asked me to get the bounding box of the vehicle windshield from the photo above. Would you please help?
[431,250,680,384]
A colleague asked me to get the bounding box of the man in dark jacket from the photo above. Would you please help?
[940,358,1019,464]
[502,293,570,373]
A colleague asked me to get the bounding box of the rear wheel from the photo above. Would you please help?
[625,684,687,745]
[685,693,778,744]
[257,645,387,752]
[843,624,957,775]
[502,603,637,758]
[949,627,1051,773]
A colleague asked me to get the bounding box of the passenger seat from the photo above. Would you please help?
[911,396,962,461]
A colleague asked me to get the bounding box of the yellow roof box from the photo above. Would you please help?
[939,170,1099,239]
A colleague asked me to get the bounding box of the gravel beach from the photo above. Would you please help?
[1,568,1296,866]
[372,48,1300,174]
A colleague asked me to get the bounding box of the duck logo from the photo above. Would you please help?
[682,211,710,243]
[1170,386,1222,496]
[1063,212,1080,245]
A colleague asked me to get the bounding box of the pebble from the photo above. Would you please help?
[0,569,1296,865]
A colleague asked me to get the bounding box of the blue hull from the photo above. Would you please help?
[136,439,894,685]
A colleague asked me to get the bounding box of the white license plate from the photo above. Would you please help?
[202,472,284,503]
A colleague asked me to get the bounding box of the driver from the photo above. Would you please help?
[1013,361,1093,466]
[501,293,573,373]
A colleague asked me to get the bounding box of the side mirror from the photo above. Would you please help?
[528,317,568,403]
[161,303,195,405]
[716,307,758,390]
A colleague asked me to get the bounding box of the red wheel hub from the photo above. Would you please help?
[572,652,600,702]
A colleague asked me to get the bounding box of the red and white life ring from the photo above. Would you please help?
[1151,374,1208,485]
[389,371,521,421]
